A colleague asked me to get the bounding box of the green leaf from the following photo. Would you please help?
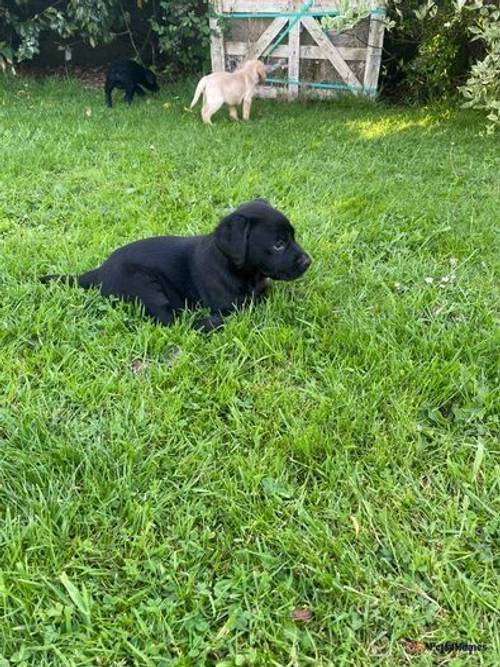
[59,572,91,624]
[261,477,294,499]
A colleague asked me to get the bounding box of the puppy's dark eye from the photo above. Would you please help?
[273,240,286,252]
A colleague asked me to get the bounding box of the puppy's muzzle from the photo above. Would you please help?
[297,253,311,272]
[275,252,311,281]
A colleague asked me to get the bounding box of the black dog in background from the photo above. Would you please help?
[105,58,159,107]
[41,200,311,332]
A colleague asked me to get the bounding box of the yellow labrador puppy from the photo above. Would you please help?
[190,59,267,125]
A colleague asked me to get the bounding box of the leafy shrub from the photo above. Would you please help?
[460,1,500,133]
[150,1,210,78]
[0,0,210,77]
[383,0,482,102]
[0,1,119,63]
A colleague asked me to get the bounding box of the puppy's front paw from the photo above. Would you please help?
[193,314,224,333]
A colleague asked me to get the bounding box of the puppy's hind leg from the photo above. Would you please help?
[105,81,114,107]
[228,106,239,121]
[201,103,219,125]
[124,81,136,105]
[122,271,175,327]
[201,90,223,125]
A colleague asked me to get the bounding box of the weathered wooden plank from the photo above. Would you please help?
[258,84,338,99]
[219,0,368,14]
[245,17,288,60]
[363,10,385,95]
[220,1,292,12]
[303,44,366,60]
[209,20,225,71]
[301,16,362,90]
[312,0,369,9]
[300,87,337,99]
[209,2,225,72]
[225,41,367,62]
[256,85,284,99]
[287,19,301,99]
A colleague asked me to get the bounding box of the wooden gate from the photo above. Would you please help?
[209,1,386,99]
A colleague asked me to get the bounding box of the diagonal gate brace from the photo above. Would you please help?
[301,16,362,91]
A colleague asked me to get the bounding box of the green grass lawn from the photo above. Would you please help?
[0,76,499,666]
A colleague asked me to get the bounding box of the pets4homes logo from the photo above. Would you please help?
[402,640,487,654]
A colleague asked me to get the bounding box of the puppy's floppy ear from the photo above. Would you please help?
[214,213,250,269]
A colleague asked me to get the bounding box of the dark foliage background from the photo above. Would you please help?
[382,0,485,102]
[0,1,211,77]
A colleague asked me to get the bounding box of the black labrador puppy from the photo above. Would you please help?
[41,200,311,332]
[105,58,159,107]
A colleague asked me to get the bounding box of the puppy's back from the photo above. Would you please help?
[106,58,157,89]
[106,58,135,83]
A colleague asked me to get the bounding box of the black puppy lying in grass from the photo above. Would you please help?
[41,200,311,332]
[105,58,159,107]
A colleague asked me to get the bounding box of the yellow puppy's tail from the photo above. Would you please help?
[190,77,206,108]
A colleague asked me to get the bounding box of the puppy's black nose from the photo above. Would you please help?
[298,254,311,270]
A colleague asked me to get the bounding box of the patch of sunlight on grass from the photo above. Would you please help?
[349,115,435,139]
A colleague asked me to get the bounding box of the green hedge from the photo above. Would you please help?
[0,0,210,77]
